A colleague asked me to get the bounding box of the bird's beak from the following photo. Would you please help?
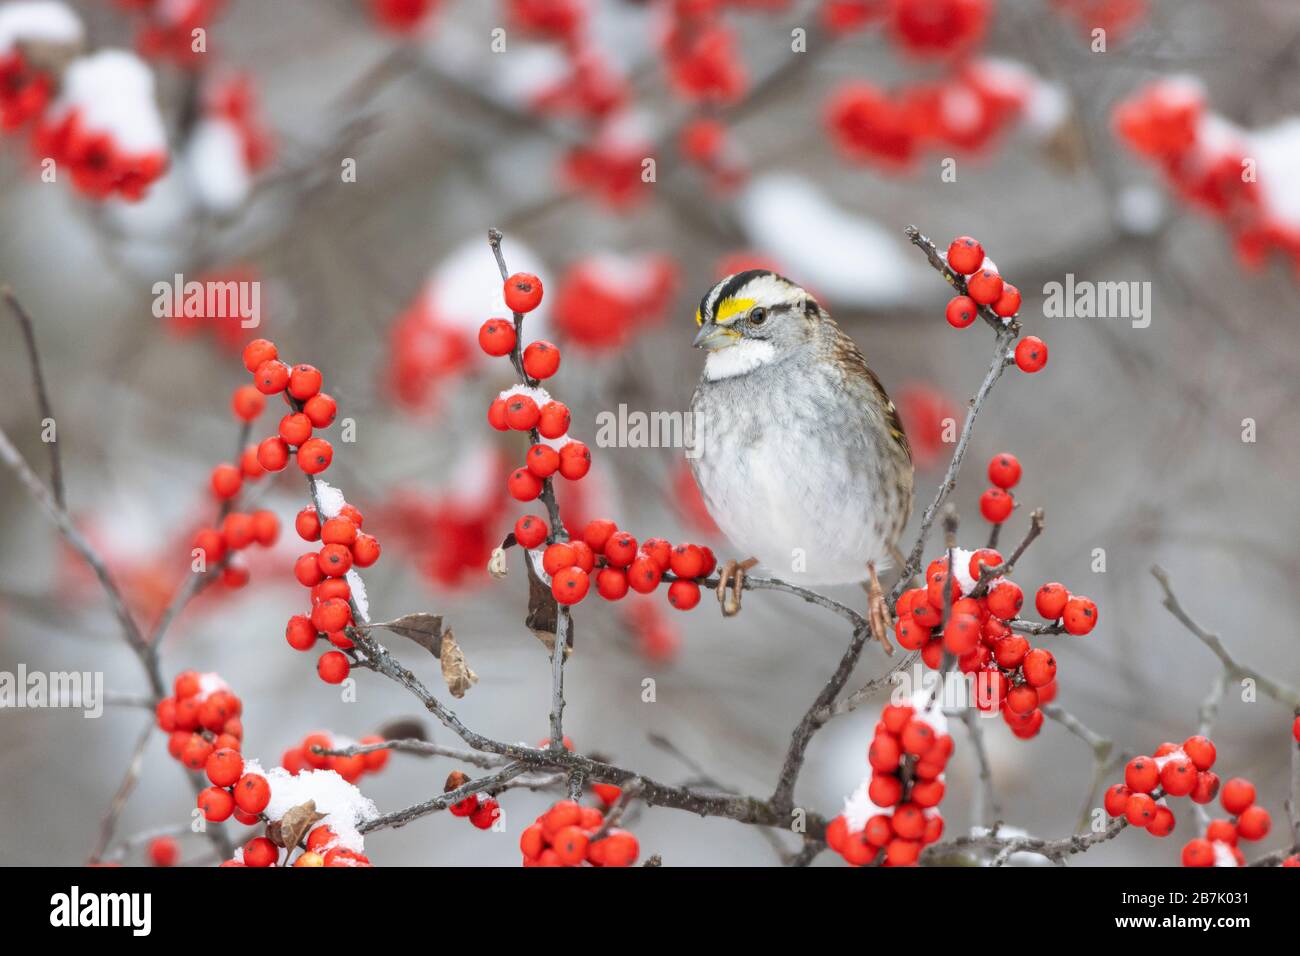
[693,323,739,351]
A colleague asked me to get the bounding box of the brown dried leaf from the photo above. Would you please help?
[371,613,444,657]
[439,628,478,699]
[525,552,574,656]
[268,800,327,849]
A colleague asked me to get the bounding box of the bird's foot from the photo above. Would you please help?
[864,561,895,655]
[715,557,759,617]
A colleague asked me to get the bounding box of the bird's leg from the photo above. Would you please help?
[716,557,758,617]
[864,561,895,655]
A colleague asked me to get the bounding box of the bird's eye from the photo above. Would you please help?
[749,307,767,325]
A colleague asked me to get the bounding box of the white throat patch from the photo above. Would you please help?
[704,339,776,380]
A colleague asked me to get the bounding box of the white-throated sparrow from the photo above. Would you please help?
[688,269,913,649]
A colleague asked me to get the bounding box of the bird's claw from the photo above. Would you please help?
[716,557,758,617]
[865,561,895,655]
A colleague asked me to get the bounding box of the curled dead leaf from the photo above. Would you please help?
[439,628,478,699]
[268,800,327,850]
[370,613,444,657]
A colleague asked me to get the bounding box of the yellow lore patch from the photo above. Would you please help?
[714,297,756,326]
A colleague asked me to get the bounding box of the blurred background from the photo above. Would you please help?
[1,0,1299,866]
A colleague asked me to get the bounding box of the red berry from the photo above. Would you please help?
[640,538,672,572]
[523,340,561,379]
[542,542,577,576]
[317,542,353,578]
[946,236,984,275]
[986,579,1023,620]
[1021,647,1056,687]
[1125,792,1157,827]
[944,294,978,329]
[604,532,637,568]
[211,463,242,499]
[1014,336,1048,373]
[1062,596,1097,635]
[321,516,358,547]
[1125,756,1160,794]
[514,514,549,549]
[251,510,279,546]
[967,547,1002,579]
[583,519,617,553]
[1104,784,1131,817]
[279,412,313,446]
[234,772,271,814]
[317,650,351,684]
[1236,805,1271,841]
[253,359,290,394]
[504,272,543,313]
[558,441,591,480]
[288,364,323,401]
[993,635,1028,669]
[303,393,337,428]
[478,318,516,356]
[868,773,902,807]
[206,747,244,787]
[1160,757,1197,797]
[526,443,560,478]
[148,836,178,867]
[966,269,1003,306]
[1181,837,1214,867]
[507,467,543,501]
[670,580,702,608]
[505,395,540,430]
[294,551,324,587]
[1034,583,1069,620]
[1190,771,1220,805]
[627,555,662,594]
[1147,805,1176,837]
[596,567,629,600]
[297,438,333,474]
[352,533,381,567]
[257,436,290,472]
[1220,778,1256,816]
[538,401,570,439]
[231,384,266,421]
[198,786,235,822]
[286,615,317,651]
[570,540,595,573]
[992,283,1021,318]
[1206,819,1237,845]
[552,567,589,604]
[487,398,509,431]
[311,597,351,632]
[242,338,277,373]
[669,544,706,579]
[243,836,278,867]
[942,613,980,655]
[1182,735,1216,771]
[470,797,500,830]
[979,487,1014,523]
[987,453,1021,489]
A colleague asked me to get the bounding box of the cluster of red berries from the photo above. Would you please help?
[285,496,381,686]
[192,490,280,590]
[281,731,390,783]
[0,45,54,133]
[827,700,950,867]
[1114,78,1299,274]
[895,538,1095,740]
[225,824,372,868]
[1101,736,1275,865]
[152,671,271,825]
[978,451,1021,524]
[235,338,337,478]
[520,798,640,868]
[943,236,1047,374]
[444,770,506,831]
[528,516,717,612]
[130,0,224,67]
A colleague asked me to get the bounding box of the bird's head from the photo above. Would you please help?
[693,269,822,380]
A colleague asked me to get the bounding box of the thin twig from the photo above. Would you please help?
[2,286,64,508]
[87,717,155,863]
